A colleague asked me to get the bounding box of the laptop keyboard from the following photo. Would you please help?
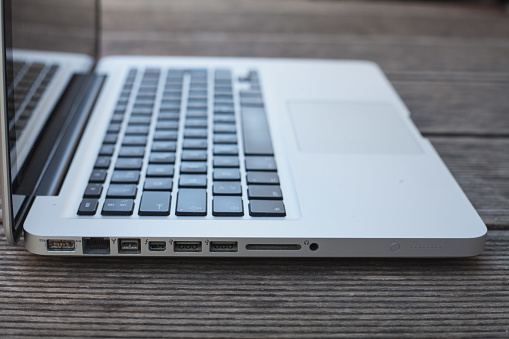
[7,61,59,141]
[78,67,286,218]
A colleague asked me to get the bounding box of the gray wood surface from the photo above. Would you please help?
[1,0,509,337]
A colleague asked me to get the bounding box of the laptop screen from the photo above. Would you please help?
[1,0,98,242]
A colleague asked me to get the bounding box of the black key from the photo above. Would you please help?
[183,139,207,150]
[179,174,207,188]
[156,121,179,130]
[213,134,237,144]
[154,130,178,141]
[131,107,153,115]
[214,114,235,123]
[90,169,107,183]
[111,170,140,184]
[175,189,207,216]
[78,199,98,215]
[245,156,277,171]
[185,119,208,128]
[213,156,239,168]
[149,152,176,164]
[110,113,124,123]
[116,158,143,170]
[158,112,180,120]
[161,102,180,110]
[126,125,149,135]
[144,178,173,191]
[139,192,171,216]
[123,135,147,146]
[184,128,207,138]
[103,134,117,144]
[214,105,234,114]
[95,157,111,169]
[248,185,282,200]
[187,109,207,118]
[107,184,137,198]
[146,164,174,177]
[152,141,177,152]
[213,145,238,155]
[213,168,241,181]
[129,116,152,125]
[213,182,242,196]
[181,150,207,161]
[246,171,279,185]
[99,144,115,156]
[84,184,103,198]
[107,123,121,133]
[119,146,145,157]
[240,97,264,107]
[102,199,134,216]
[213,196,243,216]
[180,162,207,174]
[214,124,236,134]
[241,108,274,156]
[249,200,286,217]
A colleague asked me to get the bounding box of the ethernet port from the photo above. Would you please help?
[83,238,110,255]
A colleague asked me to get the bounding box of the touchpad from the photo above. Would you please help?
[288,101,423,154]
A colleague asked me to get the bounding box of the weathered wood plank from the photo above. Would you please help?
[0,229,507,337]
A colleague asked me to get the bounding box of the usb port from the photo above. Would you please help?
[47,240,75,252]
[174,241,202,252]
[118,239,141,254]
[210,241,238,253]
[148,241,166,252]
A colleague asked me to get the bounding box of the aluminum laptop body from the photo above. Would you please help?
[0,0,487,257]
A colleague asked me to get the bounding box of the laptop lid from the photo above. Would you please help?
[0,0,99,244]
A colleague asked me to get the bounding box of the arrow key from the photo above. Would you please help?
[139,191,171,216]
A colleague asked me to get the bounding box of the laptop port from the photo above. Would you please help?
[148,241,166,252]
[118,239,141,254]
[83,238,110,254]
[210,241,238,253]
[47,240,75,252]
[174,241,202,252]
[245,244,302,251]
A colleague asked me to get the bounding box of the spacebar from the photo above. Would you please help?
[241,107,274,156]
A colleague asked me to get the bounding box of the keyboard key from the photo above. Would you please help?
[146,164,174,177]
[154,130,178,141]
[156,121,179,130]
[95,157,111,169]
[246,171,280,185]
[116,158,143,170]
[212,196,244,216]
[139,192,171,216]
[186,119,208,128]
[126,125,149,135]
[187,109,207,118]
[245,156,277,171]
[176,189,207,216]
[179,174,207,188]
[213,182,242,196]
[213,156,239,168]
[111,170,140,184]
[84,184,103,198]
[248,185,282,200]
[103,134,117,144]
[123,136,147,146]
[144,178,173,191]
[181,150,207,161]
[241,108,274,156]
[78,199,98,215]
[213,145,238,155]
[107,184,137,198]
[102,199,134,216]
[129,116,152,125]
[213,168,241,181]
[158,112,180,120]
[119,146,145,157]
[152,141,177,152]
[183,139,208,150]
[249,200,286,217]
[213,134,237,144]
[99,144,115,156]
[180,161,207,174]
[214,124,236,134]
[107,123,121,133]
[184,128,207,138]
[214,114,235,123]
[90,169,107,183]
[149,152,176,164]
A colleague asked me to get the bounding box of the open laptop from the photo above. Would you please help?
[0,0,487,257]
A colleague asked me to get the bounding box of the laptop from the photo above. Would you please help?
[0,0,487,257]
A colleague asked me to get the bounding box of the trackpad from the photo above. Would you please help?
[288,101,423,154]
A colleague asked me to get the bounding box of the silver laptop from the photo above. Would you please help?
[0,0,486,257]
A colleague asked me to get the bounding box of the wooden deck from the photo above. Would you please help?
[1,0,509,337]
